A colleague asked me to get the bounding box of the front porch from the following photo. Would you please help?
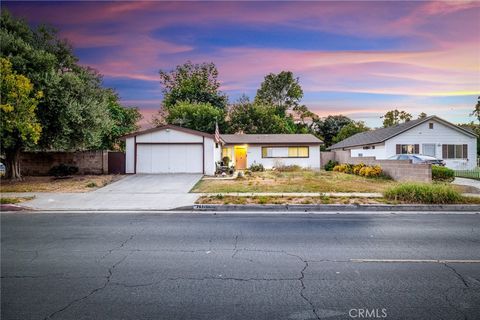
[222,145,248,170]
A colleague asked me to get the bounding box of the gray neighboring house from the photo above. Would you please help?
[329,115,477,170]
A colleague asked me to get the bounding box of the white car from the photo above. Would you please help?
[388,154,446,166]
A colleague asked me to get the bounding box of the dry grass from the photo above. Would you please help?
[0,196,35,204]
[197,195,385,205]
[192,170,397,193]
[196,194,480,205]
[0,175,125,193]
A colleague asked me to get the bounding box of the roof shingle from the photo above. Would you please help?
[220,134,322,144]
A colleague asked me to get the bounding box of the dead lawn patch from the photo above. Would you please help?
[1,175,125,193]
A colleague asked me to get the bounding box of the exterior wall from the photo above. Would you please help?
[328,150,431,182]
[125,137,135,173]
[245,145,321,169]
[203,138,218,176]
[20,151,108,176]
[385,120,477,169]
[350,144,386,159]
[320,151,335,168]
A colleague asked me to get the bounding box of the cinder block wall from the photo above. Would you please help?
[20,151,108,176]
[324,150,432,182]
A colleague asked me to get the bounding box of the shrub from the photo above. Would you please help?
[383,183,462,204]
[222,156,230,165]
[359,165,383,178]
[324,160,338,171]
[86,182,97,188]
[334,163,383,178]
[352,163,366,175]
[49,164,79,177]
[249,163,265,172]
[333,163,353,174]
[432,165,454,182]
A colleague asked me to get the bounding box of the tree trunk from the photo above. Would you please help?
[5,148,22,180]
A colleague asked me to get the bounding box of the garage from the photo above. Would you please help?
[136,144,203,173]
[122,125,219,175]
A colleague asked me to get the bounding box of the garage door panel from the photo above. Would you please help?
[136,144,203,173]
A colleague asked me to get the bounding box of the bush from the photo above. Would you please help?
[249,163,265,172]
[324,160,338,171]
[333,163,353,174]
[49,164,79,177]
[432,165,454,182]
[334,163,383,178]
[222,156,230,166]
[384,183,462,204]
[86,182,97,188]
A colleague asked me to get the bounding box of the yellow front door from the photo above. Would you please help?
[234,147,247,169]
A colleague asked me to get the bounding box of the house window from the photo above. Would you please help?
[429,123,434,129]
[401,144,416,154]
[422,144,436,157]
[443,144,467,159]
[262,146,309,158]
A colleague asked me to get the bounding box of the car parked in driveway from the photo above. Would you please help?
[387,154,446,166]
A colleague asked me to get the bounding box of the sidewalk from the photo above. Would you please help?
[453,177,480,190]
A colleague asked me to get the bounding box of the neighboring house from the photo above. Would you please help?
[122,125,323,175]
[328,115,477,170]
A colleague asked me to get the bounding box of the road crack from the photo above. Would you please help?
[444,263,469,288]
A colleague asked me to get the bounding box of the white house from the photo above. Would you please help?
[122,125,323,175]
[328,116,478,170]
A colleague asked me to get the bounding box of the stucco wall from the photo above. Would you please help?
[246,145,321,169]
[20,151,108,176]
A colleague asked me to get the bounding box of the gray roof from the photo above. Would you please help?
[329,115,477,150]
[221,134,322,145]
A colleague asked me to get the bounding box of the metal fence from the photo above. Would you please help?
[454,168,480,180]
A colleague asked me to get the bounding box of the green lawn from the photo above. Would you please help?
[192,170,398,193]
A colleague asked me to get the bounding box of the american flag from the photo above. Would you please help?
[214,121,221,144]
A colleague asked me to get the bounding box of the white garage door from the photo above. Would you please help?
[136,144,203,173]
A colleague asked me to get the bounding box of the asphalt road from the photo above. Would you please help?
[1,211,480,320]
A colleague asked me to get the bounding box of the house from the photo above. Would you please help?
[328,115,478,170]
[122,125,323,175]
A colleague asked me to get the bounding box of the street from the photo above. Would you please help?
[1,211,480,320]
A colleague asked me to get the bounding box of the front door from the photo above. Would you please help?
[234,147,247,169]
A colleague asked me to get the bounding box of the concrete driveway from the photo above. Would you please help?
[96,174,202,194]
[10,174,203,211]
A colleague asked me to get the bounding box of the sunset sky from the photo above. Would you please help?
[5,1,480,127]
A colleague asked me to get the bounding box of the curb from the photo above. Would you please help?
[192,204,480,212]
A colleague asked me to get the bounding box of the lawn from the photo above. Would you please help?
[192,170,398,193]
[0,175,124,193]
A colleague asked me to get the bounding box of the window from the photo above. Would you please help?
[222,147,232,159]
[443,144,467,159]
[362,146,376,150]
[429,123,434,129]
[261,146,309,158]
[401,144,415,154]
[422,144,436,157]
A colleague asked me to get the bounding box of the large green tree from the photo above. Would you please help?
[472,96,480,122]
[382,109,412,127]
[159,61,228,110]
[459,122,480,156]
[254,71,303,116]
[227,97,296,134]
[314,115,353,147]
[0,58,42,179]
[1,10,139,153]
[333,121,370,144]
[165,101,225,134]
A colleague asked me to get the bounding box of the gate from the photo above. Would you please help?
[108,152,125,174]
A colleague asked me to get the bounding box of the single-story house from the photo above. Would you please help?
[328,115,478,170]
[122,125,323,175]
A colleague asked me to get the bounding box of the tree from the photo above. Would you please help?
[292,104,318,133]
[1,10,139,152]
[0,58,42,179]
[165,101,225,134]
[100,91,142,150]
[459,122,480,156]
[159,61,228,110]
[314,115,353,147]
[418,112,427,119]
[333,121,370,143]
[472,96,480,122]
[382,109,412,127]
[254,71,303,116]
[227,98,296,134]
